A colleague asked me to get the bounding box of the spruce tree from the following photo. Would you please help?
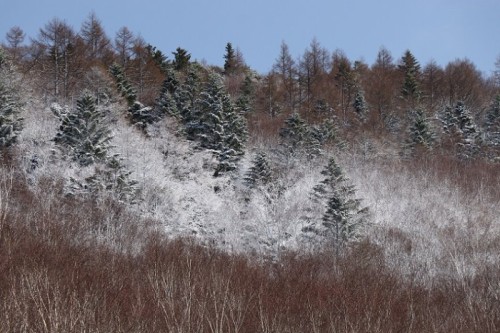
[109,63,137,106]
[399,50,421,105]
[352,87,368,122]
[484,95,500,147]
[279,112,308,153]
[172,47,191,71]
[244,151,272,188]
[53,93,112,166]
[0,84,23,148]
[157,68,180,117]
[310,157,369,251]
[0,48,23,149]
[223,42,236,75]
[405,109,435,155]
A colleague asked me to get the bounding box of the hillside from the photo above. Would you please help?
[1,16,500,332]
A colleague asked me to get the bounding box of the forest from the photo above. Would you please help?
[0,13,499,332]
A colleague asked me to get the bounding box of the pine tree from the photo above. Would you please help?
[310,157,369,251]
[244,151,272,188]
[235,74,254,114]
[53,93,112,166]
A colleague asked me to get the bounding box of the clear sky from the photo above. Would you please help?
[1,0,499,76]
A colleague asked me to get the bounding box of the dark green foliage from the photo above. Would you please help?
[244,151,272,188]
[279,113,336,158]
[109,63,159,131]
[223,42,236,75]
[235,74,254,114]
[352,88,368,122]
[310,157,369,250]
[405,109,435,154]
[0,84,23,148]
[157,68,180,117]
[184,73,247,176]
[484,95,500,146]
[109,63,136,106]
[70,155,138,203]
[441,101,482,159]
[53,93,112,166]
[0,48,23,149]
[399,50,421,104]
[172,47,191,71]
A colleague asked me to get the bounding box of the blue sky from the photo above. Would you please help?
[1,0,499,76]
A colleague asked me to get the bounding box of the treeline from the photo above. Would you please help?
[2,13,500,161]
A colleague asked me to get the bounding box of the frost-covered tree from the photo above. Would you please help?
[0,49,23,149]
[109,63,137,106]
[404,109,435,155]
[70,155,138,203]
[279,112,308,152]
[109,63,159,131]
[244,151,272,188]
[156,68,180,117]
[309,157,369,251]
[441,101,482,159]
[484,95,500,147]
[185,73,247,175]
[235,74,254,114]
[53,93,112,166]
[352,87,368,122]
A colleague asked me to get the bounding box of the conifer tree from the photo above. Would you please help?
[310,157,369,251]
[0,84,23,148]
[484,95,500,147]
[109,63,137,106]
[441,101,482,159]
[223,42,236,75]
[279,112,308,153]
[399,50,421,105]
[405,109,435,155]
[70,155,138,203]
[352,87,368,122]
[53,93,112,166]
[244,151,272,188]
[172,47,191,71]
[157,68,180,117]
[236,74,254,114]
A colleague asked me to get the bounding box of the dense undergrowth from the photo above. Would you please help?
[1,154,499,332]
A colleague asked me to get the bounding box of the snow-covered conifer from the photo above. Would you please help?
[484,95,500,147]
[244,151,272,188]
[404,109,435,155]
[53,93,112,166]
[309,157,369,250]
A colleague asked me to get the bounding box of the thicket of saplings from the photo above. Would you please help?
[1,152,499,332]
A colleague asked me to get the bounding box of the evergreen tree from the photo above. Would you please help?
[441,101,482,159]
[352,87,368,122]
[0,84,23,148]
[109,63,137,106]
[223,42,236,75]
[310,157,369,251]
[172,47,191,71]
[186,73,247,175]
[404,109,435,155]
[484,95,500,146]
[279,112,308,153]
[53,93,112,166]
[70,155,138,203]
[177,67,201,124]
[235,74,254,114]
[399,50,421,105]
[157,68,180,117]
[244,151,272,188]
